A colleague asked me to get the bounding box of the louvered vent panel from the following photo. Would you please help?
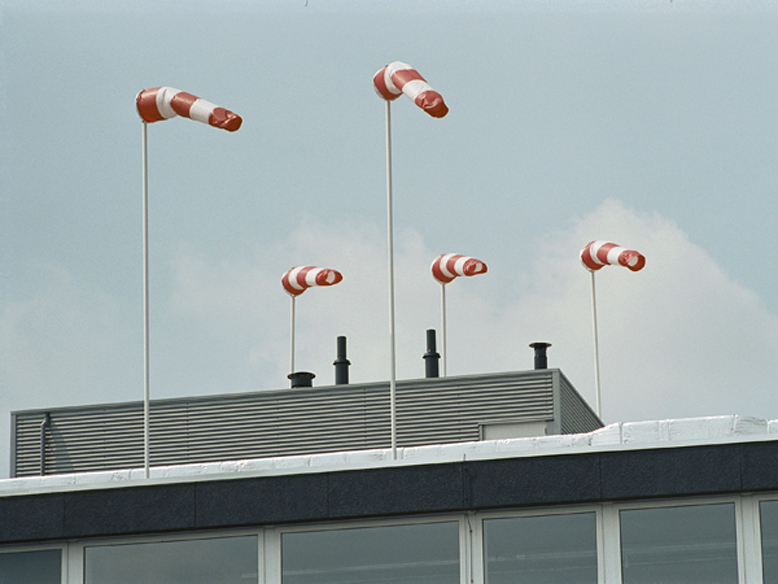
[12,370,600,477]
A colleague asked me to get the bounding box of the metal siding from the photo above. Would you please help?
[558,372,602,433]
[12,370,580,476]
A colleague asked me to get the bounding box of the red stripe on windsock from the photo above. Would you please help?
[169,92,198,117]
[209,107,242,132]
[390,68,426,87]
[373,68,401,101]
[136,88,166,122]
[461,257,487,277]
[295,266,314,290]
[619,250,646,272]
[595,242,618,266]
[414,91,448,118]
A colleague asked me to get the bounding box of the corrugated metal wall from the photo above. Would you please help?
[558,372,601,435]
[12,370,602,477]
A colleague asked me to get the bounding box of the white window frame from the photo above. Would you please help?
[267,513,467,584]
[0,543,67,584]
[73,527,263,584]
[474,504,603,584]
[614,496,749,584]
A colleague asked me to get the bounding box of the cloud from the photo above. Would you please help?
[167,200,778,424]
[3,200,775,478]
[502,199,778,422]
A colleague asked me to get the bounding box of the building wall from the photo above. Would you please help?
[5,415,778,582]
[12,370,602,477]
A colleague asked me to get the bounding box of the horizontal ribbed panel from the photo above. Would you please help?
[13,370,601,477]
[559,372,602,435]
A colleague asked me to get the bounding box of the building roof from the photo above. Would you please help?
[1,414,775,497]
[2,414,778,545]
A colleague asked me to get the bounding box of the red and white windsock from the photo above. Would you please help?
[136,87,242,132]
[580,241,645,272]
[282,266,343,297]
[373,62,449,118]
[431,253,488,284]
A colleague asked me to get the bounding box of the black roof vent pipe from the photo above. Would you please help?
[423,329,441,378]
[529,342,552,370]
[333,336,350,385]
[288,371,315,388]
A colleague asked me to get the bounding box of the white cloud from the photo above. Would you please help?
[501,199,778,422]
[3,200,776,479]
[167,200,778,424]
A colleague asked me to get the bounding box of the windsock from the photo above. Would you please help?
[431,253,487,284]
[136,87,242,132]
[282,266,343,296]
[373,61,448,118]
[580,241,645,272]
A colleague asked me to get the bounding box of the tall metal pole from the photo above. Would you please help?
[289,295,296,375]
[590,270,602,418]
[385,100,397,459]
[440,283,447,377]
[141,121,150,479]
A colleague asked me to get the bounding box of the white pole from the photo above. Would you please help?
[589,270,602,418]
[385,100,397,460]
[289,295,296,376]
[141,121,150,479]
[440,283,447,377]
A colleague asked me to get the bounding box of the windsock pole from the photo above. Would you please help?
[141,121,151,479]
[137,88,241,480]
[580,240,645,419]
[385,100,398,460]
[440,283,447,377]
[589,271,602,417]
[289,295,296,375]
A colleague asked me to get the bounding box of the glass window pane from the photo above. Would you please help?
[483,512,597,584]
[282,522,459,584]
[0,549,61,584]
[85,535,257,584]
[760,500,778,580]
[620,503,737,584]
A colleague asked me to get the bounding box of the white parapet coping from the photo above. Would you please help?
[2,414,777,497]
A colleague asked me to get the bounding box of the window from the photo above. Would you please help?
[281,521,459,584]
[620,503,737,584]
[85,535,257,584]
[760,499,778,580]
[483,512,597,584]
[0,548,61,584]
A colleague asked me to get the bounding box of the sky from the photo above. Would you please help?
[1,0,778,478]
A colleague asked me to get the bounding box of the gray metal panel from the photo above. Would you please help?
[11,370,597,477]
[9,412,17,478]
[558,371,602,433]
